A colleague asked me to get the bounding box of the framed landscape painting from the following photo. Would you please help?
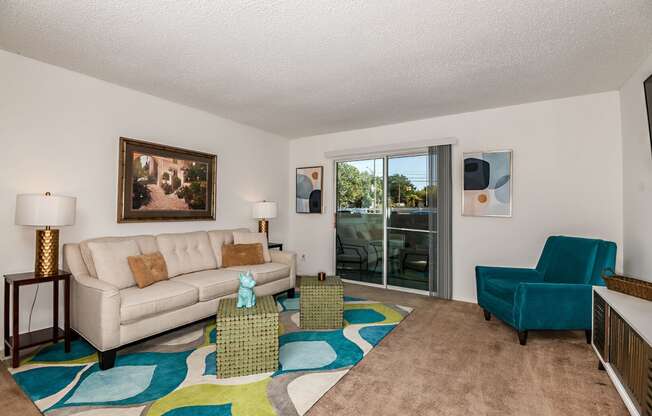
[296,166,323,213]
[117,137,216,222]
[463,150,512,217]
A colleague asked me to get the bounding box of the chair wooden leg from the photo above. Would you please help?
[518,330,528,346]
[483,309,491,321]
[98,349,117,370]
[585,329,592,344]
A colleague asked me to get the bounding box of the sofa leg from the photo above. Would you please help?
[286,288,295,299]
[98,349,117,370]
[518,330,528,346]
[585,329,592,344]
[483,309,491,321]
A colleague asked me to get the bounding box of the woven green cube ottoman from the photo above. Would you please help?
[215,295,279,378]
[300,276,344,329]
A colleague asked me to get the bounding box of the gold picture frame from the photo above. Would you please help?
[117,137,217,222]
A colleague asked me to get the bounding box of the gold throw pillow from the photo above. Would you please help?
[127,252,169,288]
[222,243,265,267]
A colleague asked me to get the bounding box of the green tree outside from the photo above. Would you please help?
[337,163,437,210]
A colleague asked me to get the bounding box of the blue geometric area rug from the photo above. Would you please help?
[9,293,411,415]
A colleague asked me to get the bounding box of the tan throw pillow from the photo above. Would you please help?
[87,240,140,289]
[222,243,265,267]
[127,252,169,288]
[233,232,271,262]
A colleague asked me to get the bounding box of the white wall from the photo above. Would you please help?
[288,92,623,302]
[620,52,652,282]
[0,50,289,340]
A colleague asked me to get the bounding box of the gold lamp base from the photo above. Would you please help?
[258,219,269,242]
[35,228,59,277]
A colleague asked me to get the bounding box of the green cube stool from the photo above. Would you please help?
[300,276,344,329]
[215,295,279,378]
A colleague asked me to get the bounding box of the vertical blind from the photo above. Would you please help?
[429,145,453,299]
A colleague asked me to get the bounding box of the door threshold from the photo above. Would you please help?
[341,279,433,297]
[340,279,385,289]
[386,284,432,296]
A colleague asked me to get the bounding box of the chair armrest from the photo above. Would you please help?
[270,250,297,290]
[340,239,371,249]
[476,266,542,281]
[475,266,542,303]
[513,283,593,331]
[71,273,121,351]
[340,244,367,258]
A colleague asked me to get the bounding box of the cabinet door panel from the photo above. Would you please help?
[646,345,651,416]
[593,292,608,360]
[610,310,648,413]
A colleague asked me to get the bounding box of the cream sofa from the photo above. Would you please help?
[63,228,295,369]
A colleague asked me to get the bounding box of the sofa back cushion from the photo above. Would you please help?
[233,232,271,262]
[540,236,600,284]
[156,231,217,277]
[208,228,250,268]
[87,240,141,289]
[80,235,158,277]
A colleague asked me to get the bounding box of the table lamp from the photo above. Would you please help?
[15,192,76,277]
[252,201,277,241]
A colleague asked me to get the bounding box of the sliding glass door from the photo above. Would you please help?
[335,158,384,285]
[386,154,436,293]
[335,146,450,296]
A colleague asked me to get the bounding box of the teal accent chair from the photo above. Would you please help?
[476,236,616,345]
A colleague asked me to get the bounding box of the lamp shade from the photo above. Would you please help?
[15,193,76,226]
[252,201,277,219]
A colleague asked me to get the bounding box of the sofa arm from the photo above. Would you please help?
[513,283,593,331]
[71,273,121,351]
[271,250,297,289]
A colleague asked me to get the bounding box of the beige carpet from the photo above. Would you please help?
[0,283,627,416]
[307,284,627,416]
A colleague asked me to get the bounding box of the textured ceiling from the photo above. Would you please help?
[2,1,652,138]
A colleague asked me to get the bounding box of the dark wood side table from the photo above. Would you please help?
[268,242,283,251]
[3,270,71,368]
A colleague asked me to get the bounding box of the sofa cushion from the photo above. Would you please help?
[233,232,271,262]
[156,231,217,277]
[120,280,198,324]
[207,228,250,268]
[173,269,242,301]
[226,262,290,285]
[80,235,158,277]
[87,240,141,289]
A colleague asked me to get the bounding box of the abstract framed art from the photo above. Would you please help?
[296,166,323,213]
[117,137,216,222]
[462,150,512,217]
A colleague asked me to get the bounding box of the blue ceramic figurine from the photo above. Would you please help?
[237,271,256,308]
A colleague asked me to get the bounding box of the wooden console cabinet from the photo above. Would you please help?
[592,287,652,416]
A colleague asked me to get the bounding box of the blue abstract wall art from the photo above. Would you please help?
[463,150,512,217]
